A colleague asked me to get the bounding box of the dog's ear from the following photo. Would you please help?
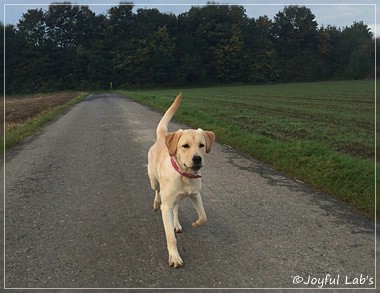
[203,131,215,153]
[165,130,183,156]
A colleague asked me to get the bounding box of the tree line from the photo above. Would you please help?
[2,2,376,94]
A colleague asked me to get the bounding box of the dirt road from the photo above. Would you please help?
[3,93,376,289]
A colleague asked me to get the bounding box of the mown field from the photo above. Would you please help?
[3,92,87,152]
[121,80,376,216]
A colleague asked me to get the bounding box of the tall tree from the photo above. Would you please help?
[17,9,46,46]
[339,21,374,79]
[107,3,135,86]
[271,6,319,80]
[177,3,248,82]
[212,24,248,82]
[376,38,380,78]
[245,16,277,82]
[176,10,207,84]
[44,3,99,89]
[45,3,95,48]
[75,14,112,89]
[150,26,176,84]
[14,9,56,92]
[317,25,338,79]
[123,26,176,85]
[134,8,177,38]
[5,24,46,93]
[107,2,134,41]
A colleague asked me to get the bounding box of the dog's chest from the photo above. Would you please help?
[178,178,201,197]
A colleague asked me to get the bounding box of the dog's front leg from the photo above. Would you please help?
[190,192,207,227]
[173,203,183,233]
[161,202,183,267]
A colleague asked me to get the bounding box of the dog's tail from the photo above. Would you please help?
[156,92,182,139]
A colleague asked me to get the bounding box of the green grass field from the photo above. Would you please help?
[121,80,376,217]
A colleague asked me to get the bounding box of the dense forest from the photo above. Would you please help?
[2,2,377,94]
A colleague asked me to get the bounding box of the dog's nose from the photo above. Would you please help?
[192,156,202,164]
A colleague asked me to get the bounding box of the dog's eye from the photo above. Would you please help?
[182,144,190,148]
[199,143,205,148]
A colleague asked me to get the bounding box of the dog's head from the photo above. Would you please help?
[165,128,215,172]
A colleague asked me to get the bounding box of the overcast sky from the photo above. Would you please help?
[2,0,378,37]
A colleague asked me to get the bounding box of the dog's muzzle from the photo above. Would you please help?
[190,156,202,171]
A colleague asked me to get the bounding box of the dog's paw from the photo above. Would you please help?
[169,253,184,268]
[174,223,183,233]
[192,217,207,227]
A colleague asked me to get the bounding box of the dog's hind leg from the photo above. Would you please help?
[153,191,161,211]
[149,174,161,211]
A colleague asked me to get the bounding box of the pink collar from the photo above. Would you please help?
[170,156,201,179]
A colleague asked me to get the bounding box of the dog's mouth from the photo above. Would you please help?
[191,165,202,172]
[184,164,202,173]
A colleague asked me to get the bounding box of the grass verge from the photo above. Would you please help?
[120,81,375,217]
[3,92,88,152]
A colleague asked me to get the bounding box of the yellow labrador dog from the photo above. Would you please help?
[148,93,215,268]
